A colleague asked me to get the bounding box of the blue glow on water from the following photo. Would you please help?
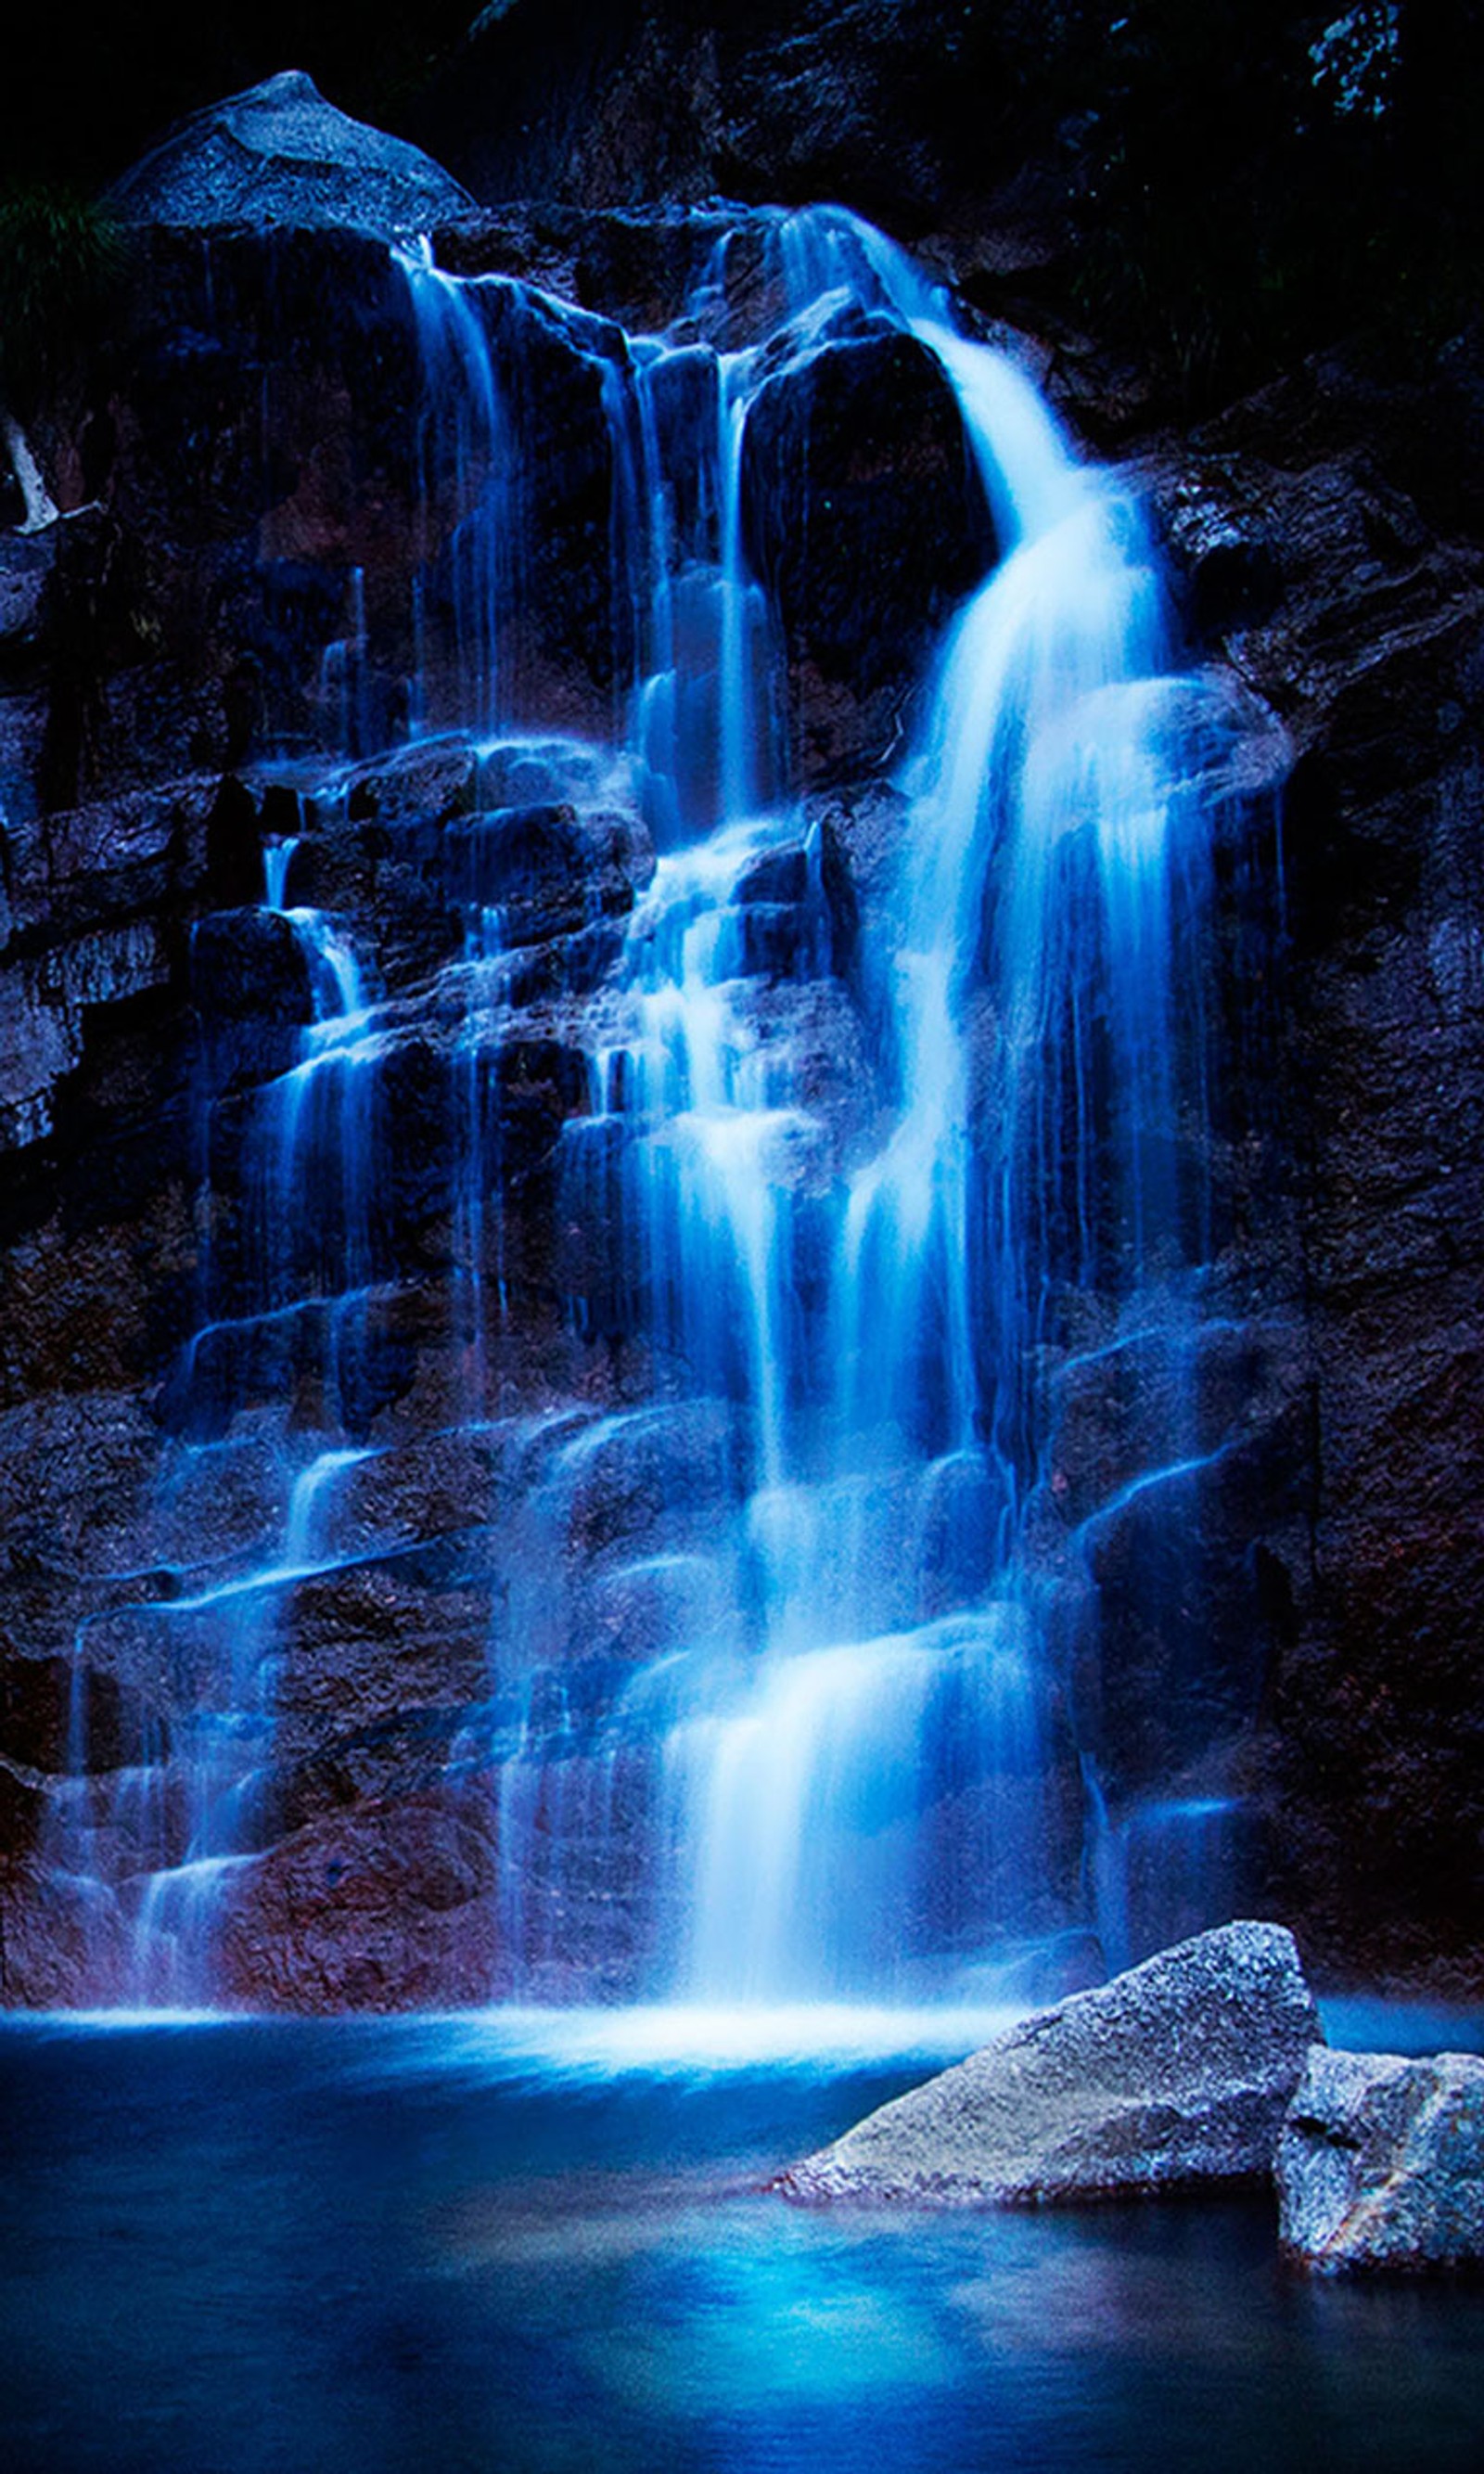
[4,2019,1483,2474]
[1320,1997,1484,2058]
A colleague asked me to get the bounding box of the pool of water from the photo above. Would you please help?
[4,2007,1483,2473]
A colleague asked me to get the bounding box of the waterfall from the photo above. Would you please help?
[45,204,1284,2009]
[541,205,1265,2000]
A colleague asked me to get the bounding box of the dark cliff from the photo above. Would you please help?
[1,11,1481,2003]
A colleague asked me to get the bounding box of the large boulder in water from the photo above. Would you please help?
[108,71,476,237]
[775,1920,1322,2204]
[1277,2046,1484,2274]
[741,325,995,784]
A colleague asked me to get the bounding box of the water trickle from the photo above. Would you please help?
[398,241,507,737]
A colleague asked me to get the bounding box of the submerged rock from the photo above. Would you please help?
[776,1921,1321,2205]
[108,71,476,237]
[1277,2045,1484,2275]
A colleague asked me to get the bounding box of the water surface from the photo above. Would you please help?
[5,2011,1483,2472]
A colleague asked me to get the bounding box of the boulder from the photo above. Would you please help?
[740,327,995,782]
[108,71,476,237]
[776,1920,1322,2205]
[1277,2045,1484,2274]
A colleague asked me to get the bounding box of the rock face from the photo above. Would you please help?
[1278,2046,1484,2275]
[1156,367,1484,1993]
[777,1922,1323,2205]
[1,48,1482,2006]
[108,71,477,237]
[413,0,1026,225]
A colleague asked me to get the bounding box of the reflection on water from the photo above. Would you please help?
[4,2016,1483,2473]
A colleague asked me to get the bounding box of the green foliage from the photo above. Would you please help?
[0,186,124,416]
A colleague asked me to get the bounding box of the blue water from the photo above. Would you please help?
[5,2016,1484,2472]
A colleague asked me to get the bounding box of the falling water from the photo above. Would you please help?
[539,207,1271,1999]
[47,826,391,1999]
[48,204,1283,2008]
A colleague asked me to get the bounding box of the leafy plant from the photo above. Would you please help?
[0,184,123,418]
[0,184,122,529]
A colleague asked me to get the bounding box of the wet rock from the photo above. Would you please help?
[416,0,970,224]
[472,279,634,729]
[0,532,55,656]
[12,780,210,944]
[493,1036,593,1173]
[736,845,810,907]
[741,327,994,781]
[498,920,628,1008]
[445,801,643,946]
[1181,383,1484,1990]
[0,1395,165,1586]
[344,737,479,830]
[776,1921,1322,2205]
[558,1399,742,1563]
[275,1554,493,1745]
[1278,2046,1484,2274]
[215,1795,499,2009]
[154,1435,287,1566]
[0,1651,158,1775]
[0,967,78,1135]
[644,345,723,562]
[1148,463,1283,640]
[416,1,725,212]
[45,920,173,1019]
[188,907,316,1090]
[205,776,266,908]
[585,1551,736,1665]
[0,1765,47,1856]
[0,1857,130,2006]
[68,225,436,788]
[573,212,736,335]
[109,71,476,237]
[805,776,910,941]
[1047,1314,1312,1828]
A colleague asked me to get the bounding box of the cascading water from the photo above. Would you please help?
[540,208,1270,2002]
[43,818,396,2000]
[47,202,1283,2009]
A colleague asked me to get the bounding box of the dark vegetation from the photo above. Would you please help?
[0,188,122,421]
[1053,0,1484,400]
